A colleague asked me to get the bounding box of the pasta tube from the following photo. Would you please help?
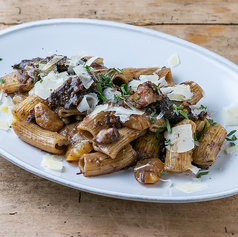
[79,144,136,177]
[193,123,227,166]
[134,158,164,184]
[164,119,196,173]
[93,127,146,159]
[77,111,109,140]
[12,94,45,121]
[12,121,69,154]
[65,140,93,162]
[12,93,28,105]
[181,81,204,105]
[134,131,164,160]
[149,118,166,133]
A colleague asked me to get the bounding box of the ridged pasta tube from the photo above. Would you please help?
[193,123,227,166]
[12,121,69,154]
[79,144,136,177]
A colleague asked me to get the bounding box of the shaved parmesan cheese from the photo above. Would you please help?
[226,144,238,154]
[0,89,3,102]
[173,181,208,193]
[166,53,180,68]
[73,64,93,89]
[164,124,194,153]
[30,71,67,99]
[160,84,193,101]
[160,178,173,188]
[139,74,159,84]
[85,56,99,66]
[128,80,141,92]
[103,87,122,101]
[223,103,238,126]
[77,93,99,113]
[69,52,87,67]
[90,104,109,117]
[104,105,144,123]
[189,165,200,174]
[41,56,64,72]
[41,154,63,172]
[0,120,9,131]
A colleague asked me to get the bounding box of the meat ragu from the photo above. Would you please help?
[0,54,227,186]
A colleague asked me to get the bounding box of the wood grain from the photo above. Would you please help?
[1,0,238,236]
[0,0,237,25]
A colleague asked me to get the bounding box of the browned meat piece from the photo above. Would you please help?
[93,128,120,145]
[133,82,161,108]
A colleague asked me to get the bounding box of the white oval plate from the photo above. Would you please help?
[0,19,238,203]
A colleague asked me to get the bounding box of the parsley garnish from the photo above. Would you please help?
[114,94,125,103]
[179,110,188,119]
[199,105,207,110]
[136,96,140,100]
[230,142,236,147]
[0,79,6,84]
[165,118,172,133]
[121,84,130,97]
[225,134,237,142]
[227,130,237,137]
[150,111,157,123]
[148,88,151,92]
[33,73,38,85]
[199,121,207,138]
[40,79,43,83]
[172,104,184,116]
[165,139,174,146]
[0,58,2,61]
[96,82,108,101]
[152,84,160,89]
[209,119,217,126]
[155,129,160,140]
[158,169,167,176]
[197,171,209,178]
[194,132,202,143]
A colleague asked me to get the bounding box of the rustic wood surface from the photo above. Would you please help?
[0,1,238,236]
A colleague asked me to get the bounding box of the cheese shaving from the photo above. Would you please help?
[85,56,99,66]
[160,84,193,101]
[77,93,99,113]
[41,56,64,72]
[166,53,180,68]
[73,64,93,89]
[0,120,9,131]
[164,124,194,153]
[226,144,238,154]
[41,154,63,172]
[223,103,238,126]
[173,181,208,193]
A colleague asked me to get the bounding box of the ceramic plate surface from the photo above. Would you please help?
[0,19,238,203]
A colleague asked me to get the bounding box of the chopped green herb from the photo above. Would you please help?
[225,134,237,142]
[136,96,140,100]
[152,84,160,89]
[209,119,217,126]
[0,58,2,61]
[199,121,207,138]
[197,171,209,178]
[114,94,125,103]
[33,73,38,85]
[105,68,123,76]
[148,88,151,92]
[155,129,160,140]
[172,104,184,116]
[13,80,15,82]
[227,130,237,137]
[199,105,207,110]
[151,142,157,146]
[158,169,167,176]
[96,82,108,101]
[230,142,236,147]
[0,79,6,84]
[121,84,130,97]
[194,132,202,143]
[150,111,156,117]
[38,59,45,64]
[179,110,188,119]
[150,117,157,123]
[165,139,174,146]
[84,65,94,72]
[40,79,43,83]
[167,107,170,110]
[9,125,12,128]
[165,118,172,133]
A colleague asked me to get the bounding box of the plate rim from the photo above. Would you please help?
[0,18,238,203]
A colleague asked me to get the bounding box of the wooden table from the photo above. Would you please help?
[0,1,238,236]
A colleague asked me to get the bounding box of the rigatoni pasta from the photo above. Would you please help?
[0,53,228,187]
